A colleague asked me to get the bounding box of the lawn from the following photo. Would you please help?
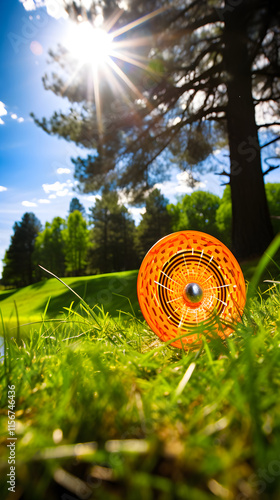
[0,270,139,336]
[1,239,280,499]
[1,249,279,336]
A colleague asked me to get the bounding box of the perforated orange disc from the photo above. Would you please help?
[137,231,246,348]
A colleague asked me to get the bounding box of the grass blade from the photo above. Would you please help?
[38,265,101,328]
[247,233,280,300]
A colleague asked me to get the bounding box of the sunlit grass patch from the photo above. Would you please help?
[0,270,139,336]
[1,238,280,499]
[0,284,280,499]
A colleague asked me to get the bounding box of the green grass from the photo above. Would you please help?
[0,270,139,336]
[0,246,279,336]
[1,240,280,499]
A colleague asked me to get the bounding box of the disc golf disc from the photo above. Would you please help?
[137,231,246,348]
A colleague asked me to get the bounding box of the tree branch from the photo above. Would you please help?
[168,0,204,26]
[260,136,280,149]
[263,164,279,176]
[257,123,280,129]
[253,96,280,103]
[215,170,230,177]
[252,68,280,77]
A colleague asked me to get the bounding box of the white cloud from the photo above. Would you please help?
[57,167,71,174]
[128,207,146,224]
[86,195,101,203]
[19,0,36,10]
[117,189,136,206]
[18,117,24,123]
[11,113,18,120]
[57,189,71,197]
[0,186,7,192]
[0,101,7,117]
[38,198,51,204]
[42,179,78,199]
[44,0,69,19]
[155,172,207,200]
[0,102,7,124]
[42,180,74,195]
[130,206,146,215]
[22,200,37,207]
[176,171,206,192]
[20,0,69,19]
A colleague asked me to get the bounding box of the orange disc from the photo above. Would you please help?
[137,231,246,348]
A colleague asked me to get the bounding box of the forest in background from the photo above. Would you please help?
[2,183,280,288]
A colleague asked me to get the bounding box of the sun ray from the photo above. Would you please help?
[62,6,169,142]
[92,67,103,138]
[107,57,149,102]
[60,60,85,96]
[110,50,152,73]
[112,35,158,51]
[103,8,124,33]
[111,6,168,39]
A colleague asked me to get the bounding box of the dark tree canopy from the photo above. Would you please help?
[89,189,137,273]
[33,0,280,259]
[2,213,42,287]
[33,217,66,277]
[64,210,89,276]
[69,197,86,216]
[135,188,172,260]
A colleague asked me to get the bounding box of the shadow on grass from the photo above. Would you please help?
[33,271,142,320]
[29,279,49,290]
[0,289,18,302]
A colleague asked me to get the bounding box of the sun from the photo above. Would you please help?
[65,22,113,69]
[63,7,168,137]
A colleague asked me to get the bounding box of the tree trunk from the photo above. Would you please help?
[223,1,274,260]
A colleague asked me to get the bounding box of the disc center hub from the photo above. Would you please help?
[183,282,203,304]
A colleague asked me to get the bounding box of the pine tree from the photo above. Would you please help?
[33,217,66,277]
[33,0,280,259]
[89,189,137,273]
[64,210,89,276]
[2,213,42,287]
[135,189,172,260]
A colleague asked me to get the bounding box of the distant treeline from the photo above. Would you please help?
[2,183,280,287]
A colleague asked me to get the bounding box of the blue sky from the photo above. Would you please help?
[0,0,279,278]
[0,0,101,277]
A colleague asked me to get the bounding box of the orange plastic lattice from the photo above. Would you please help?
[137,231,246,348]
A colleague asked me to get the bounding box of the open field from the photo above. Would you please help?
[0,270,139,336]
[1,239,280,499]
[1,249,280,336]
